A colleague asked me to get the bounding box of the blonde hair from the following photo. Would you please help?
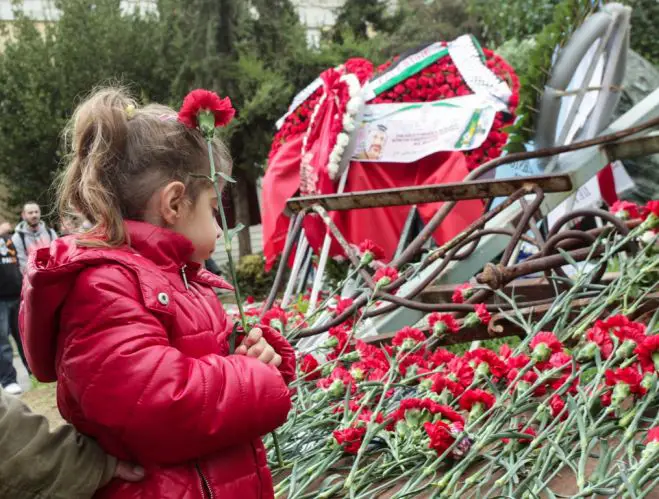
[58,87,232,247]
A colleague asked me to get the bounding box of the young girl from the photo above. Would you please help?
[19,88,296,498]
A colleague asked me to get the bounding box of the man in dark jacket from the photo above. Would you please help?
[0,222,25,395]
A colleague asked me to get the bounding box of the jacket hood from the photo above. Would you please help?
[20,220,232,382]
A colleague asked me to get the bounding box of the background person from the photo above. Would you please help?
[12,202,58,273]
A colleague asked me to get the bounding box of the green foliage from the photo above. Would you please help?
[469,0,561,47]
[627,0,659,65]
[503,0,593,147]
[377,0,481,58]
[0,0,175,214]
[232,253,287,300]
[332,0,394,42]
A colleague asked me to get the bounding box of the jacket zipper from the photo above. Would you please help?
[181,264,190,290]
[195,462,214,499]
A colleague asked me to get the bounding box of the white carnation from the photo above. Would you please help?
[346,97,363,116]
[336,133,350,148]
[343,115,355,132]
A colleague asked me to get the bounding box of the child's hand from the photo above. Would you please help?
[234,328,282,367]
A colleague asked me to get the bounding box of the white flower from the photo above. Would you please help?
[336,133,350,148]
[328,161,339,180]
[333,143,345,156]
[329,149,341,164]
[343,115,355,132]
[346,97,363,116]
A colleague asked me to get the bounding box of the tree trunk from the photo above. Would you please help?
[232,169,252,257]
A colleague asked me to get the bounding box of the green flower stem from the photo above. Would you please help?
[206,140,248,335]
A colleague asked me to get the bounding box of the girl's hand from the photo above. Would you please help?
[235,328,282,367]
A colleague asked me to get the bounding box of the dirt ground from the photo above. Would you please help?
[20,382,64,428]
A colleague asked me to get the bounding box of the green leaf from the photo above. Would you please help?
[227,223,246,242]
[216,171,236,183]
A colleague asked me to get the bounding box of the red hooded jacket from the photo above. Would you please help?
[19,221,295,498]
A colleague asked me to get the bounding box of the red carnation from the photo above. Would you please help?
[428,348,456,368]
[635,335,659,372]
[645,200,659,219]
[463,303,491,328]
[245,295,255,305]
[333,426,366,454]
[610,200,644,220]
[530,332,563,362]
[428,312,459,336]
[300,354,321,381]
[646,427,659,444]
[424,420,456,457]
[549,395,568,421]
[262,306,287,330]
[392,326,426,350]
[605,365,647,407]
[452,283,473,304]
[358,239,385,264]
[179,89,235,130]
[502,426,536,445]
[333,297,355,317]
[374,266,399,287]
[431,373,463,398]
[460,389,496,421]
[464,348,505,378]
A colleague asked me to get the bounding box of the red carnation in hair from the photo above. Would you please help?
[179,89,235,129]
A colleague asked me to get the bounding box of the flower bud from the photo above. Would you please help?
[612,382,631,408]
[463,312,481,329]
[343,351,360,362]
[531,343,551,363]
[577,342,598,361]
[468,403,485,423]
[328,379,345,398]
[321,363,333,377]
[324,336,339,349]
[419,378,433,392]
[615,340,636,360]
[351,367,365,381]
[360,251,374,266]
[642,372,656,392]
[432,321,448,337]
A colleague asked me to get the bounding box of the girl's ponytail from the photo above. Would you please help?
[59,88,136,246]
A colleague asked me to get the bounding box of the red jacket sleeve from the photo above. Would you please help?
[58,266,292,465]
[259,325,296,384]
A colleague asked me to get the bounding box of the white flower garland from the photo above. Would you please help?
[328,73,362,181]
[300,72,364,189]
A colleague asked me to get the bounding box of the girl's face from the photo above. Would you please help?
[172,186,221,263]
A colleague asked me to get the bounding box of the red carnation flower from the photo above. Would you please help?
[424,420,456,457]
[645,200,659,219]
[392,326,426,350]
[463,304,491,328]
[245,295,255,304]
[605,366,646,394]
[635,335,659,372]
[610,200,644,220]
[399,353,429,378]
[374,266,399,287]
[459,389,496,414]
[452,283,473,304]
[179,89,235,129]
[333,426,366,454]
[498,344,513,360]
[428,348,456,368]
[585,325,615,359]
[430,373,463,398]
[262,306,287,329]
[530,332,563,362]
[333,297,355,317]
[428,312,459,336]
[299,354,321,381]
[549,395,568,421]
[358,239,385,264]
[464,348,505,378]
[646,427,659,444]
[502,426,536,445]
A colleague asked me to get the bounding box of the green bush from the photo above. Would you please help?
[228,254,288,300]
